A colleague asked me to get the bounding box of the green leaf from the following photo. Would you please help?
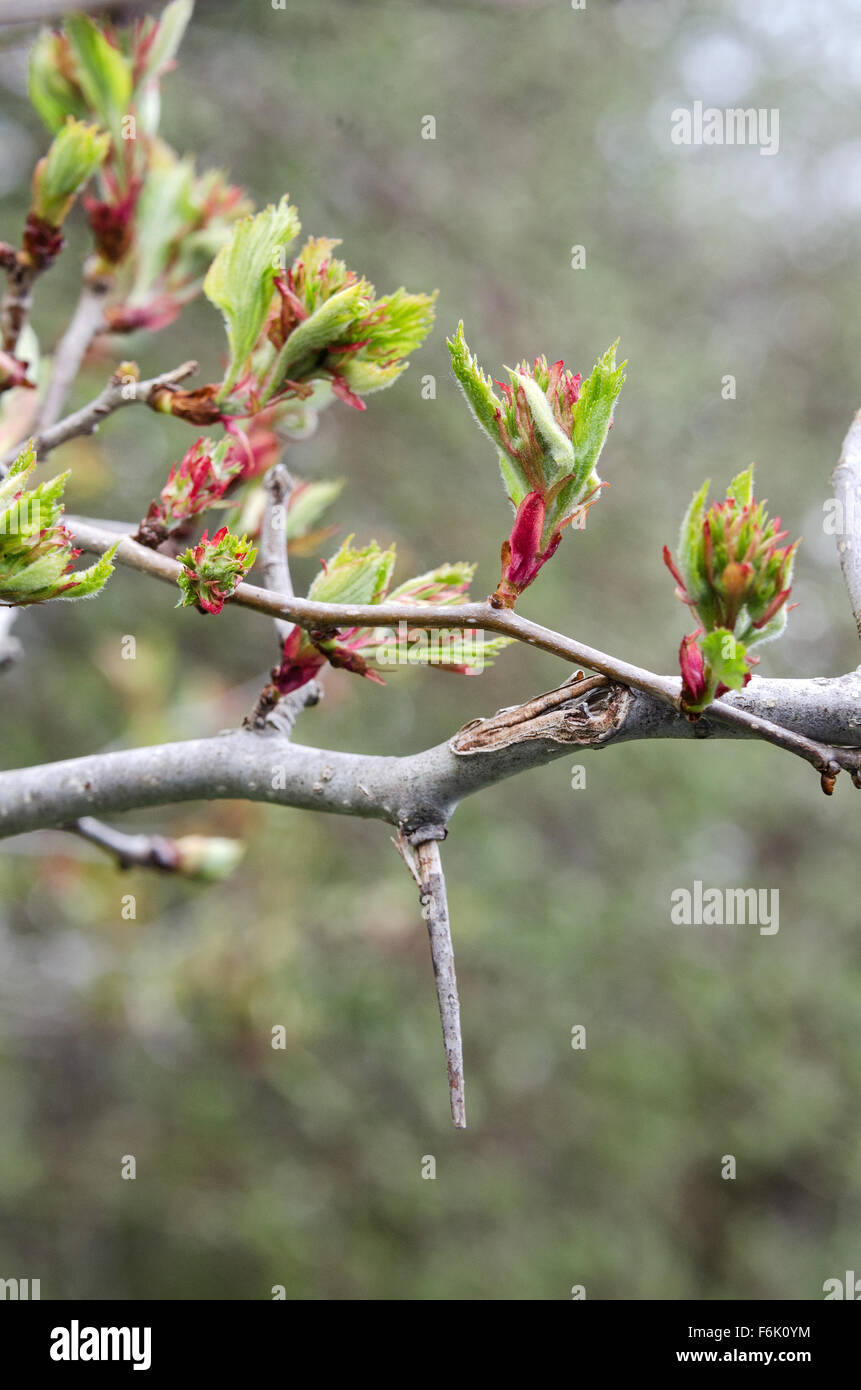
[28,30,89,132]
[677,478,710,597]
[308,537,396,605]
[727,465,754,507]
[361,288,436,360]
[32,117,110,225]
[447,321,504,451]
[701,628,749,691]
[265,280,368,394]
[387,560,476,604]
[135,0,194,91]
[204,197,301,396]
[128,142,196,296]
[65,15,132,147]
[571,340,626,489]
[497,450,530,509]
[61,541,119,599]
[516,371,576,484]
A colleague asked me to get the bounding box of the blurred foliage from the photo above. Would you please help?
[1,0,861,1299]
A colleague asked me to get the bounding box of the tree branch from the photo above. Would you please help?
[261,461,295,642]
[247,462,323,732]
[2,671,861,841]
[69,816,187,872]
[1,359,199,471]
[36,275,112,434]
[0,247,37,357]
[66,516,861,784]
[832,407,861,639]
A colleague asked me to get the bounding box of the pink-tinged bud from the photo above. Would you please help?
[329,372,367,411]
[679,630,707,708]
[270,626,326,696]
[662,544,689,602]
[315,638,386,684]
[493,491,562,608]
[268,623,387,699]
[21,212,65,271]
[0,350,35,394]
[104,298,182,335]
[134,437,244,546]
[753,587,792,630]
[84,178,142,265]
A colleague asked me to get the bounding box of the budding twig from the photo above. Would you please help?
[68,816,184,872]
[1,359,199,473]
[247,461,322,733]
[66,515,861,787]
[261,461,295,644]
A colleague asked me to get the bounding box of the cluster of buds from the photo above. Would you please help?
[28,4,248,332]
[0,442,117,604]
[262,543,509,704]
[152,200,435,428]
[447,324,625,607]
[176,526,257,615]
[664,466,799,713]
[134,436,247,546]
[103,143,251,334]
[0,116,108,393]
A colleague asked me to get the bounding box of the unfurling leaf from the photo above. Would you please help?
[204,197,301,396]
[135,436,246,546]
[259,545,510,706]
[29,117,109,231]
[0,442,117,604]
[447,324,624,606]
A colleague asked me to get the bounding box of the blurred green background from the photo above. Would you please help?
[1,0,861,1300]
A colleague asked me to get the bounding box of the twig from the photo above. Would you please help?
[831,407,861,639]
[1,360,199,472]
[247,461,323,732]
[0,249,36,356]
[410,830,466,1129]
[65,516,861,785]
[261,461,295,643]
[0,0,141,23]
[68,816,184,872]
[36,276,112,434]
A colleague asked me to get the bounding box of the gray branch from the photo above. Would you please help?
[2,671,860,841]
[2,360,198,471]
[34,278,112,436]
